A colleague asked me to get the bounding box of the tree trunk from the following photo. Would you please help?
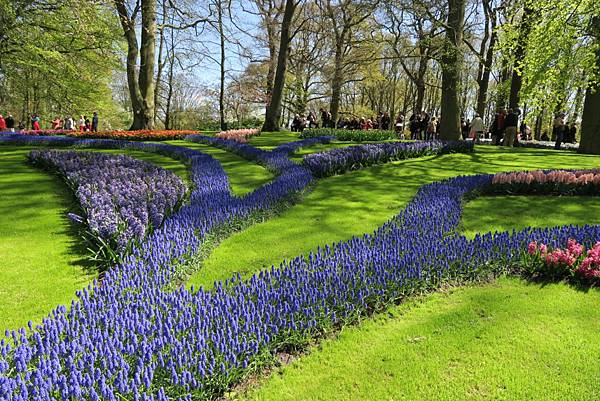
[262,0,296,132]
[115,0,156,130]
[579,18,600,154]
[508,6,534,111]
[572,82,585,122]
[153,0,168,125]
[476,2,497,117]
[329,42,344,125]
[264,25,278,115]
[440,0,466,140]
[218,0,226,130]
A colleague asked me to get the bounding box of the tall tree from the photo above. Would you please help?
[463,0,500,117]
[115,0,157,130]
[440,0,466,139]
[262,0,299,131]
[579,15,600,154]
[321,0,379,125]
[508,5,535,110]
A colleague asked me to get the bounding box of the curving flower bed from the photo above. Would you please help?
[215,128,261,143]
[490,169,600,195]
[8,130,199,141]
[303,140,474,178]
[2,137,599,400]
[29,150,186,256]
[0,133,597,400]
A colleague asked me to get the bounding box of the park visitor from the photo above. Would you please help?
[461,117,469,139]
[5,113,15,132]
[84,116,91,131]
[409,111,421,139]
[503,108,519,147]
[0,115,6,131]
[491,109,506,145]
[553,113,567,149]
[31,114,41,130]
[470,114,485,139]
[308,111,317,128]
[419,111,430,140]
[427,117,437,140]
[79,115,85,132]
[51,117,61,130]
[92,112,99,132]
[381,112,391,130]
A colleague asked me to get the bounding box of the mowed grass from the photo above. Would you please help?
[0,145,190,333]
[189,146,600,289]
[245,276,600,401]
[461,195,600,238]
[166,140,273,196]
[224,145,600,401]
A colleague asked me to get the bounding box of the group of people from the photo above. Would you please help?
[551,113,578,149]
[50,112,100,132]
[289,105,578,151]
[291,109,407,136]
[0,113,17,132]
[408,111,440,140]
[0,112,100,132]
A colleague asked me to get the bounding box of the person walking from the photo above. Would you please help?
[553,113,567,150]
[79,115,85,132]
[0,115,6,131]
[427,117,438,140]
[503,109,519,147]
[470,114,485,139]
[92,112,99,132]
[409,111,421,140]
[419,111,430,140]
[492,109,507,145]
[51,117,61,130]
[32,114,41,131]
[5,113,15,132]
[395,114,405,139]
[381,112,391,130]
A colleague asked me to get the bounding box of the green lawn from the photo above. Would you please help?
[249,131,300,150]
[461,195,600,238]
[245,276,600,401]
[166,140,273,196]
[188,146,600,289]
[0,145,189,333]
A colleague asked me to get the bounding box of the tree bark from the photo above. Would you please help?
[154,0,168,125]
[217,0,226,130]
[262,0,296,132]
[579,17,600,154]
[115,0,156,130]
[440,0,466,140]
[329,42,344,125]
[508,6,535,111]
[475,0,497,117]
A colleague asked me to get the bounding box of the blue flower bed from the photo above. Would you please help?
[185,134,334,174]
[303,140,474,177]
[29,150,186,255]
[1,133,597,400]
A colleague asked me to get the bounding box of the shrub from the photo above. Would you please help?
[300,128,398,141]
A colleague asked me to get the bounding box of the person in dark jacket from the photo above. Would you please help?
[5,113,15,132]
[381,112,391,130]
[92,112,99,132]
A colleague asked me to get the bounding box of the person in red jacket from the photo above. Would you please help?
[0,115,6,131]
